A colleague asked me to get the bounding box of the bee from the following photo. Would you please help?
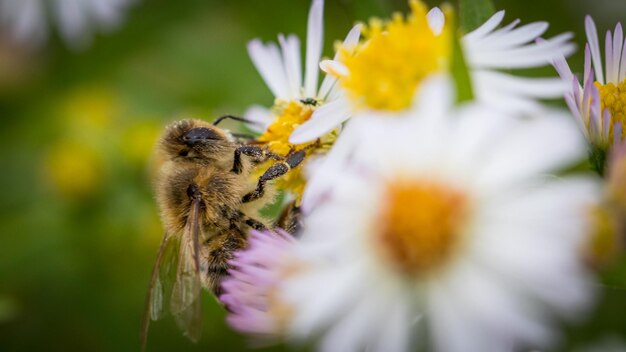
[141,116,306,350]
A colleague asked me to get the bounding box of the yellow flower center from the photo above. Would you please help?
[333,0,451,111]
[595,79,626,141]
[375,179,468,276]
[258,100,317,155]
[585,204,621,268]
[256,100,337,202]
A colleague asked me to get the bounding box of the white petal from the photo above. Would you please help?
[612,23,623,84]
[289,97,351,144]
[318,24,362,99]
[464,10,505,42]
[620,34,626,82]
[279,34,303,98]
[286,262,366,339]
[606,30,615,85]
[247,39,290,99]
[467,32,576,69]
[426,7,445,36]
[304,0,324,97]
[471,21,548,50]
[585,15,605,85]
[320,59,349,76]
[243,105,273,133]
[475,111,586,193]
[474,70,567,99]
[412,75,454,120]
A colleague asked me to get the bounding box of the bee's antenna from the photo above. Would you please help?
[213,115,260,126]
[231,133,257,140]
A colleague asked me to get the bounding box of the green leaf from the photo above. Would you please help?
[459,0,495,33]
[451,27,474,104]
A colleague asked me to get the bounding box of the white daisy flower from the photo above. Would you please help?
[243,0,360,199]
[289,0,575,144]
[223,77,600,352]
[554,16,625,155]
[244,0,360,144]
[0,0,136,49]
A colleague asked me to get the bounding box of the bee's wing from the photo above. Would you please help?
[140,230,180,351]
[170,196,203,342]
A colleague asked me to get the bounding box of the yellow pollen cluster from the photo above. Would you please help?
[376,179,468,276]
[585,204,620,268]
[258,100,316,155]
[334,0,451,111]
[595,79,626,140]
[256,100,328,201]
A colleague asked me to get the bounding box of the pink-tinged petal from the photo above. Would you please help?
[614,123,623,145]
[464,10,505,41]
[612,23,623,84]
[247,39,290,99]
[584,44,592,87]
[605,30,615,84]
[318,24,362,99]
[603,109,611,141]
[585,15,605,85]
[589,83,602,138]
[304,0,324,97]
[621,36,626,82]
[220,230,297,337]
[571,76,582,110]
[289,98,351,144]
[564,93,586,134]
[426,7,445,35]
[582,71,595,120]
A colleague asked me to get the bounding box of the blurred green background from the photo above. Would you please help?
[0,0,625,351]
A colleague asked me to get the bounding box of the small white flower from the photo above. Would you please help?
[554,16,625,151]
[289,2,575,144]
[286,78,597,352]
[244,0,360,136]
[0,0,137,49]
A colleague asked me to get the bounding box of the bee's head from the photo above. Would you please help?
[159,119,235,163]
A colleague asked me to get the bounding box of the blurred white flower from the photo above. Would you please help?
[223,78,600,352]
[0,0,137,49]
[290,1,575,144]
[554,16,625,151]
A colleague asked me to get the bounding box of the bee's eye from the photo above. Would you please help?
[182,127,221,146]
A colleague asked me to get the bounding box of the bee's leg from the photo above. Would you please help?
[203,231,247,295]
[232,146,284,174]
[275,200,301,236]
[245,217,267,231]
[242,150,306,203]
